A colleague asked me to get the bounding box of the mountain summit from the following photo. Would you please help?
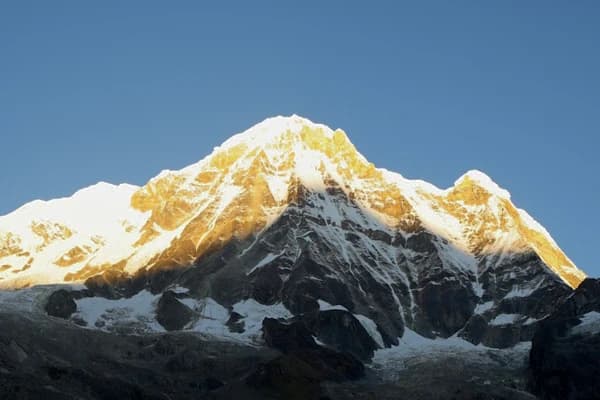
[0,115,586,347]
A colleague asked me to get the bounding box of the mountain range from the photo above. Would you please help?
[0,115,597,400]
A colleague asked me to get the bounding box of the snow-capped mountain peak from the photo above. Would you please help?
[454,169,511,199]
[0,115,585,294]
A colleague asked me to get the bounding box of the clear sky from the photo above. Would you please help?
[1,2,598,276]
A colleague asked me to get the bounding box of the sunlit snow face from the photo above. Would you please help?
[0,116,585,289]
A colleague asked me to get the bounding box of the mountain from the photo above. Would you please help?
[530,278,600,399]
[0,115,586,349]
[0,115,595,399]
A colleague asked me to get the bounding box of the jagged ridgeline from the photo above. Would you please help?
[0,115,586,348]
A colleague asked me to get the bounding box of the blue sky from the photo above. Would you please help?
[1,2,598,276]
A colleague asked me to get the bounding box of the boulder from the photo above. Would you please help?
[249,318,365,400]
[45,289,77,319]
[301,309,379,361]
[226,311,245,333]
[260,317,364,380]
[155,291,194,331]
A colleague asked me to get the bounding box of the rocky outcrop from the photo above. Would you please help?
[45,289,76,319]
[156,291,194,331]
[300,310,379,361]
[529,278,600,400]
[262,318,318,352]
[253,317,365,400]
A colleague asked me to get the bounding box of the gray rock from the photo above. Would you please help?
[301,309,379,361]
[45,289,76,319]
[529,278,600,400]
[156,290,194,331]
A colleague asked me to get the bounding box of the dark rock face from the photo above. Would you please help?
[459,251,573,348]
[0,284,541,400]
[414,268,477,338]
[0,309,278,400]
[249,316,365,400]
[246,348,364,400]
[245,353,324,400]
[174,184,576,350]
[84,270,140,299]
[45,289,77,318]
[262,309,379,362]
[69,183,578,353]
[301,310,379,361]
[529,278,600,400]
[261,317,364,379]
[156,291,194,331]
[262,318,318,352]
[226,311,245,333]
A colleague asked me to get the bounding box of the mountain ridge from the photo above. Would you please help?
[0,115,584,290]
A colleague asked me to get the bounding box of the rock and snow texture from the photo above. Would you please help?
[0,115,587,347]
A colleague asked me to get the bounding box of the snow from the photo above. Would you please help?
[504,285,537,299]
[217,115,335,152]
[455,170,511,199]
[70,292,293,344]
[0,285,74,313]
[474,301,494,314]
[382,169,474,263]
[318,299,348,312]
[0,114,584,294]
[185,297,294,344]
[247,251,283,275]
[371,327,531,381]
[354,314,385,348]
[187,298,232,337]
[232,299,292,341]
[571,311,600,335]
[372,328,480,366]
[489,313,522,326]
[169,285,190,294]
[73,290,165,333]
[517,208,560,247]
[0,181,148,285]
[318,300,384,348]
[265,174,290,203]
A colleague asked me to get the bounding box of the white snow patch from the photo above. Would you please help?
[371,328,531,381]
[474,301,494,314]
[188,298,232,337]
[489,313,521,326]
[247,251,283,275]
[317,299,348,312]
[74,290,165,333]
[504,286,536,299]
[232,299,292,341]
[169,285,190,294]
[571,311,600,335]
[354,314,385,348]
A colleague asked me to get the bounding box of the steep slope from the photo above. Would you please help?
[0,115,586,347]
[0,182,146,287]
